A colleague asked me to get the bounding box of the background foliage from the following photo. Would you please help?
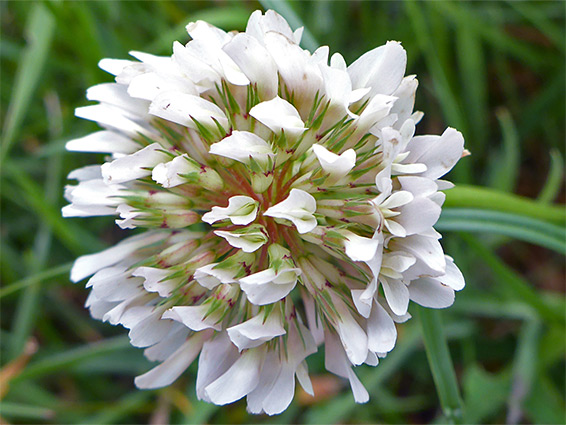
[1,1,564,424]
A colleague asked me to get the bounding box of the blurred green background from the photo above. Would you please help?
[1,1,564,424]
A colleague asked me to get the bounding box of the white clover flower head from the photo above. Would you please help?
[64,9,466,414]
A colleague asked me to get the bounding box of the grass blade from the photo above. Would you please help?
[0,4,55,165]
[416,307,464,424]
[437,209,565,254]
[444,185,565,224]
[537,149,564,204]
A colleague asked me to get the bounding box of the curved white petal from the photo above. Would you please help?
[227,310,285,351]
[149,91,229,132]
[135,331,210,389]
[209,131,273,166]
[264,189,317,234]
[409,277,455,308]
[202,196,258,225]
[101,143,169,184]
[312,144,356,180]
[249,96,306,136]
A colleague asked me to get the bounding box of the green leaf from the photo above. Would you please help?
[416,307,465,425]
[437,208,565,254]
[463,365,511,424]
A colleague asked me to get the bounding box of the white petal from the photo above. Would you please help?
[214,229,267,253]
[348,41,407,96]
[101,143,169,184]
[331,293,368,366]
[264,189,317,234]
[204,347,265,405]
[86,83,150,117]
[128,310,174,348]
[132,267,180,297]
[202,196,258,225]
[194,263,237,289]
[343,231,380,262]
[127,71,199,101]
[409,277,455,308]
[367,302,397,353]
[404,128,465,179]
[71,232,167,282]
[223,33,278,99]
[227,310,285,351]
[240,268,299,305]
[249,96,306,136]
[395,197,441,235]
[440,256,465,291]
[149,91,229,132]
[209,131,273,166]
[380,190,413,209]
[66,130,140,154]
[151,154,191,188]
[381,277,410,316]
[75,104,154,138]
[197,332,240,402]
[312,144,356,180]
[135,331,210,389]
[162,305,223,331]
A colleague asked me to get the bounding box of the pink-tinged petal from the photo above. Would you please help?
[409,277,455,308]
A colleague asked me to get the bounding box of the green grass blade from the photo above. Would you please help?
[437,209,566,254]
[488,108,520,191]
[459,234,563,323]
[0,401,56,421]
[258,0,319,52]
[12,336,131,382]
[537,149,564,204]
[0,4,55,165]
[506,319,542,424]
[416,307,464,425]
[0,263,71,299]
[444,185,565,224]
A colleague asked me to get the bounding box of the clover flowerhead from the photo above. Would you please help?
[64,9,466,415]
